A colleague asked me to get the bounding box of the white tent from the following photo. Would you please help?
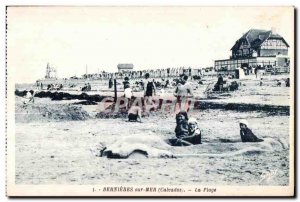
[238,67,246,79]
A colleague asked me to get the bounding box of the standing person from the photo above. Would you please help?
[123,77,130,90]
[254,67,258,78]
[144,73,156,109]
[161,79,166,88]
[286,78,290,87]
[124,84,133,110]
[165,79,170,88]
[173,75,194,113]
[109,77,113,89]
[140,80,144,90]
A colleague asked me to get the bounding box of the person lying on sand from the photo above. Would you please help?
[240,119,263,143]
[127,105,142,123]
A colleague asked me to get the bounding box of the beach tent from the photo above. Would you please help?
[238,67,246,79]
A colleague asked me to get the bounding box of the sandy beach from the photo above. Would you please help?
[15,76,290,186]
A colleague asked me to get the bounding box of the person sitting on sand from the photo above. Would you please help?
[276,80,282,87]
[187,118,202,144]
[169,111,195,146]
[127,103,142,123]
[240,119,263,142]
[172,116,202,146]
[175,111,189,138]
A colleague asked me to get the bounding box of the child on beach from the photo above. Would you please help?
[260,78,263,86]
[173,117,202,146]
[187,118,202,144]
[170,111,201,146]
[175,111,189,139]
[240,119,263,142]
[127,101,142,123]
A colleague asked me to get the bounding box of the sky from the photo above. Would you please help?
[7,6,294,83]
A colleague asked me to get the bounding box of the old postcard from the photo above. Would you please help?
[6,6,295,197]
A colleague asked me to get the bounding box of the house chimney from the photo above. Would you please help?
[271,27,277,35]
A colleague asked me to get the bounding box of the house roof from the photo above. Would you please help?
[231,29,289,51]
[117,64,134,69]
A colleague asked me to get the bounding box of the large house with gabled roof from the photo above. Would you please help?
[215,28,290,75]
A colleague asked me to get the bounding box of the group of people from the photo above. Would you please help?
[84,66,204,81]
[171,110,263,146]
[259,77,290,87]
[132,78,171,91]
[125,73,194,120]
[21,90,35,104]
[124,73,157,113]
[170,111,202,146]
[36,81,64,91]
[47,83,63,91]
[81,83,92,91]
[124,73,263,146]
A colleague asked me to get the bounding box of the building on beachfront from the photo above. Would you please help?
[117,64,134,73]
[214,28,290,77]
